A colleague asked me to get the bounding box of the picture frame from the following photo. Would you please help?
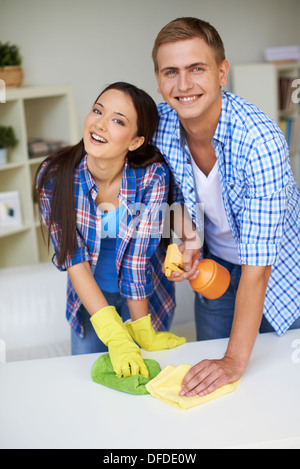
[0,191,23,228]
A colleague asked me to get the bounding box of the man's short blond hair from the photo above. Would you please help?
[152,17,226,72]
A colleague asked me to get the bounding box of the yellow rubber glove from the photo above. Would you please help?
[90,306,149,379]
[125,314,187,351]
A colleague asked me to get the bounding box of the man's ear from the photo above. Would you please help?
[129,136,145,152]
[219,60,230,87]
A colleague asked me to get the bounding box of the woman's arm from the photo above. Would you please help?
[67,261,149,378]
[126,298,149,321]
[67,261,108,316]
[68,261,150,322]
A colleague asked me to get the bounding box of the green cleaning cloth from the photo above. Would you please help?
[91,353,161,395]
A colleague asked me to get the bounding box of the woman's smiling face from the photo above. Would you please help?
[83,89,144,162]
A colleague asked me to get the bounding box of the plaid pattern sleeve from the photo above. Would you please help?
[116,163,175,331]
[234,133,290,266]
[116,164,170,299]
[37,163,92,271]
[153,93,300,336]
[38,166,93,272]
[37,155,175,337]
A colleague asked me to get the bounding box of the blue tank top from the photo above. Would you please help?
[94,205,125,293]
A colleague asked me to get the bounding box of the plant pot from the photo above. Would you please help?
[0,148,7,166]
[0,66,24,88]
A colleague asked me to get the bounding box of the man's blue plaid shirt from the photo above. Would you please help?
[39,155,175,338]
[153,91,300,335]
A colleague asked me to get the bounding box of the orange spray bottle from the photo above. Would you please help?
[164,244,230,299]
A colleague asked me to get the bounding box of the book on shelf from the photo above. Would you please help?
[278,77,299,112]
[278,118,299,153]
[28,138,68,159]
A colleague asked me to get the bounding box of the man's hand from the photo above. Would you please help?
[179,356,245,397]
[180,264,272,397]
[164,241,201,282]
[165,203,203,282]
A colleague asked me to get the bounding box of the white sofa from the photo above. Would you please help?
[0,263,195,362]
[0,263,70,361]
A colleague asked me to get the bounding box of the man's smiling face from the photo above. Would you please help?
[155,37,229,127]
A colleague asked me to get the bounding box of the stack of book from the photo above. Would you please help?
[277,75,300,153]
[27,138,68,159]
[279,118,299,153]
[278,77,298,112]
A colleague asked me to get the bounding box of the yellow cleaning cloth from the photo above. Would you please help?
[146,364,241,410]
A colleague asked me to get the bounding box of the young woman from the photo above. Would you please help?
[35,82,186,379]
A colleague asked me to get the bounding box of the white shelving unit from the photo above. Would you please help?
[0,84,79,268]
[232,62,300,187]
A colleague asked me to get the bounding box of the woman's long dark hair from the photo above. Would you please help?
[34,82,167,266]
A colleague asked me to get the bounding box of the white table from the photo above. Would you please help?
[0,330,300,449]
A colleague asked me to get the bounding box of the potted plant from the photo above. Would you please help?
[0,126,18,165]
[0,41,23,88]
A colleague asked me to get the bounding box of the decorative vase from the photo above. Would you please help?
[0,66,24,88]
[0,148,7,166]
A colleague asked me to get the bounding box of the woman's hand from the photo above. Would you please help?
[91,306,149,378]
[126,314,186,351]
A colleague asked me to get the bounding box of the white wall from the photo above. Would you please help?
[0,0,299,344]
[1,0,300,132]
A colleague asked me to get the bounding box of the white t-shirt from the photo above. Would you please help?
[190,158,240,264]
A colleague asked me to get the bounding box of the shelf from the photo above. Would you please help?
[28,156,47,165]
[0,84,79,269]
[5,84,75,101]
[0,224,31,239]
[0,162,24,171]
[232,62,300,187]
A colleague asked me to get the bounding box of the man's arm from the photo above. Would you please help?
[180,264,272,397]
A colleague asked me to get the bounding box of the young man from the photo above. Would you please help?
[152,17,300,397]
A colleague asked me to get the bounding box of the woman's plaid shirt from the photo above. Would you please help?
[38,155,175,338]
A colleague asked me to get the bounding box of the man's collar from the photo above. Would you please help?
[173,116,182,141]
[212,91,229,146]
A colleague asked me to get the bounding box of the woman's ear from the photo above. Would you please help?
[129,136,145,152]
